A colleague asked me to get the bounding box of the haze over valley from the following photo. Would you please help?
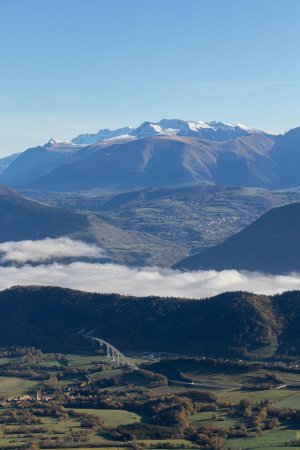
[2,119,300,272]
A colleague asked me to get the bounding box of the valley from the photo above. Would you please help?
[20,184,300,260]
[2,2,300,449]
[0,186,186,267]
[1,286,300,449]
[1,345,300,449]
[2,121,300,268]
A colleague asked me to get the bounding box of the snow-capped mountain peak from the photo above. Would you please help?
[44,138,78,148]
[71,119,270,145]
[44,138,59,147]
[133,121,164,138]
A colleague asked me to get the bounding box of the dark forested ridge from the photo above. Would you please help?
[1,286,300,356]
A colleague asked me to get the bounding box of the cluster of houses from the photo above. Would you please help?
[0,391,53,408]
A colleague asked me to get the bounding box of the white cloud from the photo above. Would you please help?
[0,261,300,298]
[0,237,106,263]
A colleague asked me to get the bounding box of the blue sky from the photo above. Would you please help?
[0,0,300,155]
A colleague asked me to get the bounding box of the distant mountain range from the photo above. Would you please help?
[174,202,300,274]
[24,134,277,191]
[0,118,300,192]
[0,118,288,191]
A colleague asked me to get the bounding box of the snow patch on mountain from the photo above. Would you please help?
[72,127,134,145]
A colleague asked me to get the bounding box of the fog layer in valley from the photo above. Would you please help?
[0,238,300,298]
[0,237,106,263]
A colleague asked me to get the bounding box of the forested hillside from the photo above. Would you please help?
[1,286,300,356]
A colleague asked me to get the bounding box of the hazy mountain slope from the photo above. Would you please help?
[26,136,217,190]
[0,185,185,266]
[0,153,19,174]
[211,133,277,186]
[0,140,84,187]
[174,203,300,274]
[0,285,298,355]
[0,136,138,189]
[27,134,275,191]
[269,127,300,188]
[0,185,88,241]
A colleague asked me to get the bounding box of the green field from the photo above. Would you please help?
[225,427,300,449]
[66,408,142,427]
[0,376,37,396]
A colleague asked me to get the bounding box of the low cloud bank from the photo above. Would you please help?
[0,238,106,263]
[1,261,300,298]
[0,238,300,298]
